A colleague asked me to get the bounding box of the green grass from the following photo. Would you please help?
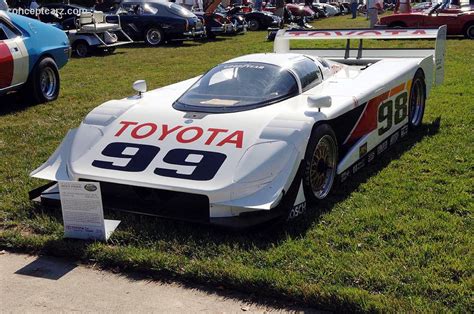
[1,16,473,312]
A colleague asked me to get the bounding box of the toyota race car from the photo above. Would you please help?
[0,11,70,103]
[30,27,446,227]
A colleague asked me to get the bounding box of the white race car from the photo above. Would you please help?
[30,27,446,227]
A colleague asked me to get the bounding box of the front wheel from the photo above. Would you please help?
[144,27,164,46]
[464,23,474,39]
[74,41,89,58]
[29,57,60,103]
[408,70,426,129]
[303,124,338,204]
[247,19,260,31]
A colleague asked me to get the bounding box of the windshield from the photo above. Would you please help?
[118,3,159,15]
[168,3,195,17]
[174,62,299,112]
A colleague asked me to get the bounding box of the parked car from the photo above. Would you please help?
[410,1,434,12]
[313,2,340,16]
[263,3,316,19]
[329,2,346,15]
[232,6,281,31]
[31,27,446,227]
[262,3,313,24]
[411,2,474,13]
[194,10,233,38]
[286,4,316,19]
[67,11,133,57]
[0,11,70,103]
[216,5,247,34]
[110,0,205,46]
[310,3,329,18]
[377,3,474,39]
[194,5,246,39]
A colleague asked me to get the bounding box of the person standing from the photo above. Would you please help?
[275,0,285,18]
[351,0,358,18]
[367,0,383,28]
[0,0,8,11]
[440,0,450,9]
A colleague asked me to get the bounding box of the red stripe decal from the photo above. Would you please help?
[0,42,14,89]
[346,92,390,145]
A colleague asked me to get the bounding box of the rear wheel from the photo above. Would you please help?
[102,47,116,55]
[73,40,91,58]
[388,21,407,28]
[74,40,90,58]
[464,23,474,39]
[145,27,164,46]
[408,70,426,129]
[247,19,260,31]
[303,124,338,204]
[28,57,60,103]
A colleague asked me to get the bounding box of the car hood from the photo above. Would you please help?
[32,77,314,202]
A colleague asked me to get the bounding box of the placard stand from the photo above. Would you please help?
[58,181,120,241]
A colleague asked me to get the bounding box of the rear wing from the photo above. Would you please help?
[274,26,447,85]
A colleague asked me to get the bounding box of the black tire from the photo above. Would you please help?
[28,57,60,104]
[144,27,164,46]
[464,23,474,39]
[247,19,260,31]
[303,124,338,205]
[388,21,407,28]
[408,69,426,129]
[104,47,116,54]
[207,31,216,39]
[74,40,89,58]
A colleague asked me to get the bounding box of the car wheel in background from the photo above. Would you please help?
[29,57,60,104]
[303,124,338,204]
[408,69,426,129]
[101,47,116,55]
[145,27,164,46]
[388,21,407,28]
[74,41,90,58]
[247,19,260,31]
[464,23,474,39]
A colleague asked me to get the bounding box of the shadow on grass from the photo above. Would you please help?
[119,40,208,49]
[0,93,36,116]
[25,117,441,252]
[4,119,440,311]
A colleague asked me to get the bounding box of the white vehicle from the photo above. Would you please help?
[313,3,340,16]
[30,27,446,227]
[67,11,132,57]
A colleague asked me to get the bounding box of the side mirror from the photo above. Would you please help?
[133,80,147,96]
[307,95,332,111]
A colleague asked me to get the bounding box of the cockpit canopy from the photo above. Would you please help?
[174,57,323,113]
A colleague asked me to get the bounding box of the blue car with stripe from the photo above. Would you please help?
[0,11,70,103]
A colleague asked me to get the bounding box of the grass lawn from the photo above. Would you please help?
[1,15,473,311]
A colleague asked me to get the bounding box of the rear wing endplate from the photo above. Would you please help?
[274,26,447,85]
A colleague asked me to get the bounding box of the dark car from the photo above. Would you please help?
[194,11,232,38]
[110,0,205,45]
[216,5,247,34]
[232,6,281,31]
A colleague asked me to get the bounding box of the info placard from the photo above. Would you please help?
[58,181,120,241]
